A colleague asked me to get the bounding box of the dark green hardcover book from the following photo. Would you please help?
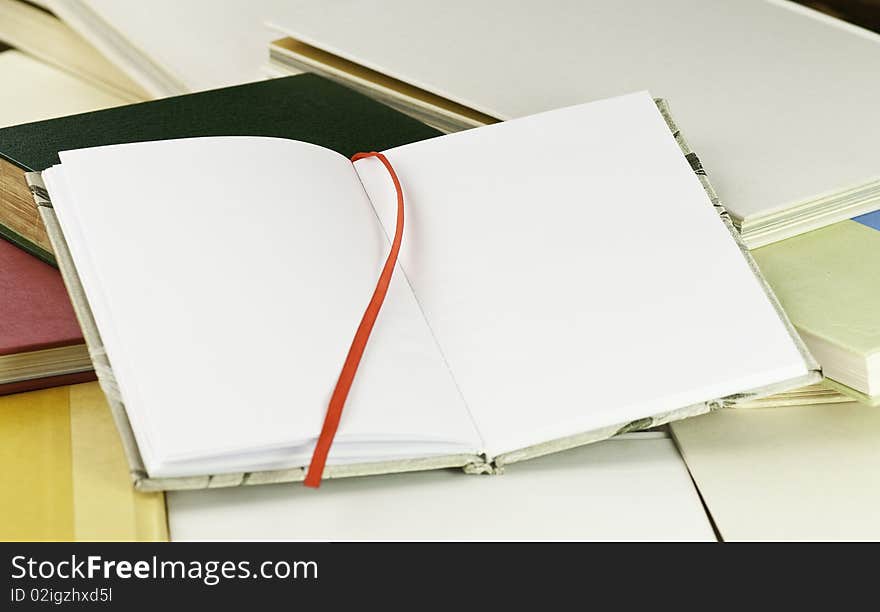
[0,74,441,265]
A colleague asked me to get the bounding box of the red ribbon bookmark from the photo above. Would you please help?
[304,152,405,488]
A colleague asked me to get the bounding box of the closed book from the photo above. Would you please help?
[0,236,93,394]
[752,211,880,402]
[266,0,880,247]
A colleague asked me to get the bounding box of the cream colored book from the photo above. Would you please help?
[46,0,286,96]
[0,49,126,128]
[266,0,880,247]
[0,0,146,101]
[671,402,880,541]
[31,94,817,491]
[268,37,497,134]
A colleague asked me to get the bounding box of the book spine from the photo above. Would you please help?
[493,401,717,469]
[654,99,821,380]
[461,455,500,475]
[26,171,150,487]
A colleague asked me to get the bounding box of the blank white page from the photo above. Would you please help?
[355,92,810,457]
[46,137,480,477]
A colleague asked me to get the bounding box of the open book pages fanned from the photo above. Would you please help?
[31,93,819,491]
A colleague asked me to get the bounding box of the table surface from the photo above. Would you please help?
[168,434,717,541]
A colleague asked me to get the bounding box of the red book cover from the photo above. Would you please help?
[0,237,85,356]
[0,371,96,395]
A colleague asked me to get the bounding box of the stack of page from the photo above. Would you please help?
[753,211,880,403]
[33,90,817,489]
[0,235,92,394]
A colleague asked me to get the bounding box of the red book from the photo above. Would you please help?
[0,238,94,394]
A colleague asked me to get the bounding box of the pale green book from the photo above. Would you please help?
[753,213,880,403]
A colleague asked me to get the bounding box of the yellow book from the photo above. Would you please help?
[69,383,167,541]
[0,383,167,541]
[0,386,74,541]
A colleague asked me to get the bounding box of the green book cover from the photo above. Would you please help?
[0,74,442,264]
[753,212,880,400]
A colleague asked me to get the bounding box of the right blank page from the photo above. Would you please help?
[354,91,810,457]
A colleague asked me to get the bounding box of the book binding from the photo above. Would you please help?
[27,99,821,491]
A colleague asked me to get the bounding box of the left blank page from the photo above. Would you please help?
[45,137,481,477]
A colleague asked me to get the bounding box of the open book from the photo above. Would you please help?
[31,92,818,490]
